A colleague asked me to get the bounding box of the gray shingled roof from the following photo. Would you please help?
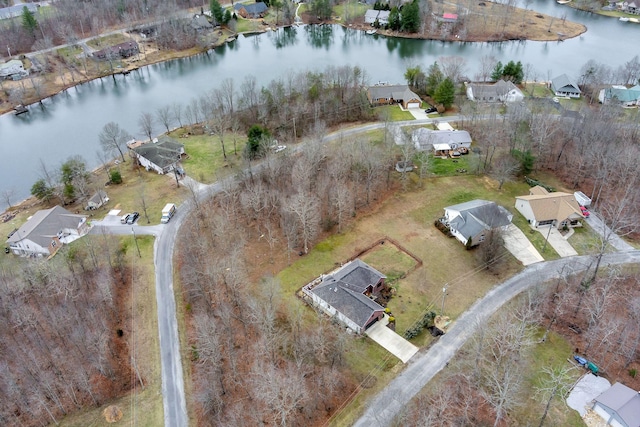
[6,206,86,248]
[368,85,420,102]
[595,382,640,427]
[234,2,268,15]
[551,74,581,94]
[446,200,512,240]
[412,128,472,150]
[311,259,386,329]
[132,137,184,169]
[469,80,519,100]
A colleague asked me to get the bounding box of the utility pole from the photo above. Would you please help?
[542,223,553,253]
[132,227,141,257]
[441,284,448,315]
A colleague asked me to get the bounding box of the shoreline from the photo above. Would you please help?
[1,8,587,116]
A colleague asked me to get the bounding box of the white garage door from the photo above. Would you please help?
[593,404,611,424]
[407,102,420,109]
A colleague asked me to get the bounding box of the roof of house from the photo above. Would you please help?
[413,128,472,149]
[469,80,522,100]
[0,3,38,20]
[6,206,86,248]
[234,2,268,15]
[311,259,386,329]
[132,136,184,169]
[191,14,212,29]
[446,200,513,239]
[529,185,549,196]
[368,84,419,102]
[595,382,640,427]
[604,86,640,102]
[516,191,584,221]
[94,41,139,58]
[88,190,108,205]
[551,74,581,94]
[364,9,390,23]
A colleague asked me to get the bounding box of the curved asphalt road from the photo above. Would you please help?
[353,250,640,427]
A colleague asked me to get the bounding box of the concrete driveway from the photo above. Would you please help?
[535,225,578,257]
[567,373,610,416]
[365,315,419,363]
[503,224,544,265]
[407,107,438,120]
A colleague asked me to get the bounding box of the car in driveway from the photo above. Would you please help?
[120,213,131,224]
[126,212,140,224]
[580,206,590,218]
[424,106,437,114]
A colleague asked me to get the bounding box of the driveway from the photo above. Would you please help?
[567,373,610,417]
[365,315,419,363]
[353,250,640,427]
[586,212,635,252]
[502,224,544,265]
[534,225,578,257]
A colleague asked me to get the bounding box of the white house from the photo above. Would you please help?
[515,186,585,229]
[592,382,640,427]
[442,199,513,247]
[302,259,386,334]
[6,206,88,257]
[465,80,524,103]
[131,136,185,174]
[598,85,640,106]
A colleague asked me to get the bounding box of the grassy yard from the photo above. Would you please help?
[375,105,415,121]
[87,33,130,49]
[430,155,474,175]
[234,17,266,33]
[512,329,585,427]
[169,129,247,184]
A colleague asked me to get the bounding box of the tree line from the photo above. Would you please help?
[0,235,145,426]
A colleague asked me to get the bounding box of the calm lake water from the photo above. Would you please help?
[0,1,637,209]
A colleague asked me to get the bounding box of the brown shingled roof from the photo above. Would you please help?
[516,192,583,222]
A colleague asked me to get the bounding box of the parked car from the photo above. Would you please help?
[425,106,437,114]
[127,212,140,224]
[120,213,131,224]
[580,206,590,218]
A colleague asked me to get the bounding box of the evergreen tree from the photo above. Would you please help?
[491,61,504,81]
[21,6,38,37]
[426,62,444,96]
[388,7,401,31]
[31,179,53,202]
[401,0,420,33]
[433,77,455,108]
[210,0,224,25]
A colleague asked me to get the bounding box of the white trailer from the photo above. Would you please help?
[161,203,176,223]
[574,191,592,208]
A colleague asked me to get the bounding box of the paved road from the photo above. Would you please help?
[353,250,640,427]
[586,211,635,252]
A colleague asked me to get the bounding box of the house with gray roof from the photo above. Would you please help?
[443,200,513,247]
[132,136,185,174]
[93,41,140,60]
[86,190,109,210]
[0,59,29,80]
[190,14,213,31]
[465,80,524,103]
[551,74,581,98]
[412,128,472,155]
[598,84,640,106]
[0,3,38,20]
[366,84,422,109]
[6,206,88,257]
[592,382,640,427]
[234,2,268,18]
[364,9,390,25]
[303,259,387,333]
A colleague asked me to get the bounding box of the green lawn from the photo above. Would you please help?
[169,129,247,184]
[375,105,415,121]
[429,155,473,175]
[87,34,129,49]
[512,329,585,427]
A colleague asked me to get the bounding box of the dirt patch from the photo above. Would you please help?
[102,405,123,423]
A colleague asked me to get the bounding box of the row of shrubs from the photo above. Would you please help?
[403,310,436,340]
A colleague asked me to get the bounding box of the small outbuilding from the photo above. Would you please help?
[86,190,109,210]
